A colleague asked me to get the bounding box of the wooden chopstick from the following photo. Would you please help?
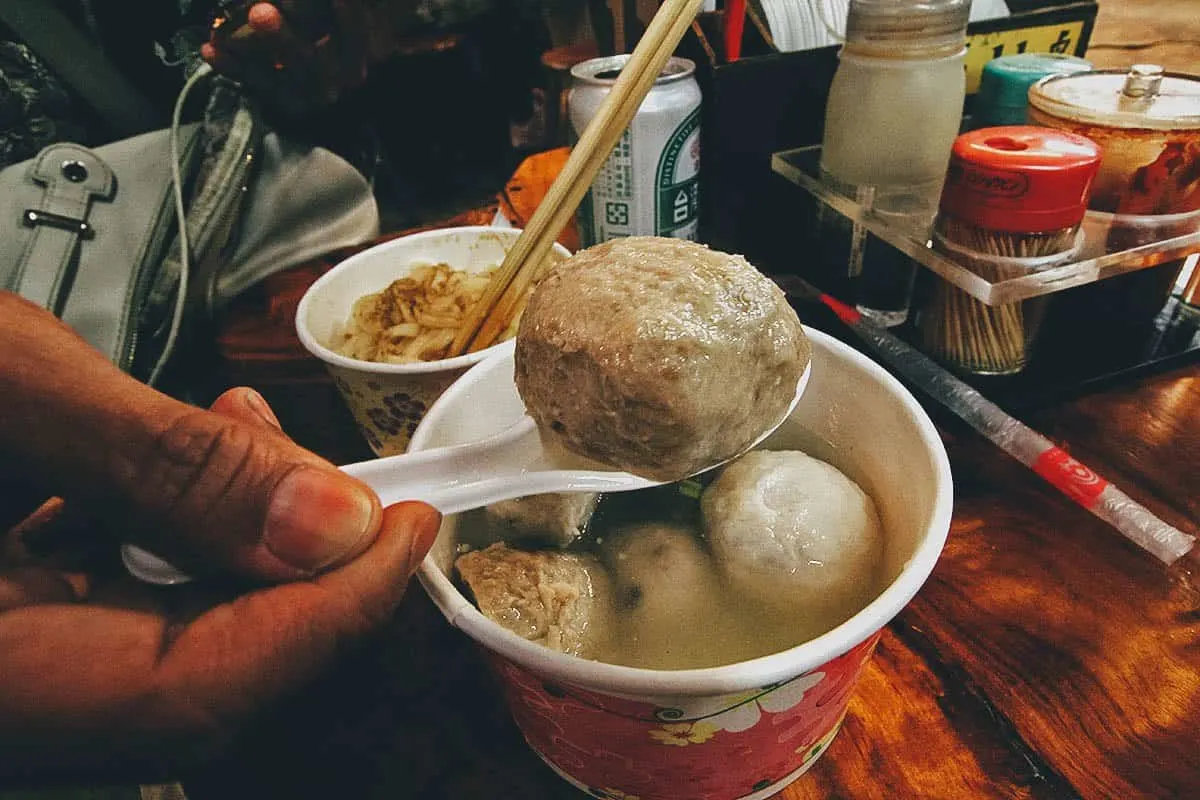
[448,0,704,356]
[452,0,701,354]
[472,13,699,349]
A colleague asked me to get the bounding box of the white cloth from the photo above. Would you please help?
[764,0,1012,53]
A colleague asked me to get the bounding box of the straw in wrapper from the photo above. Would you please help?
[775,274,1196,566]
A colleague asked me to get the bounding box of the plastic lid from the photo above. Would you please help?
[844,0,970,57]
[1028,65,1200,131]
[977,54,1093,126]
[939,126,1103,233]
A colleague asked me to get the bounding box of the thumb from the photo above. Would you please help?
[157,501,443,722]
[0,292,381,581]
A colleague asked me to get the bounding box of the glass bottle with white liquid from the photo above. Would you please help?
[819,0,970,326]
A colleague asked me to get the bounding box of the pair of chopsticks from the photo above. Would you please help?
[448,0,705,357]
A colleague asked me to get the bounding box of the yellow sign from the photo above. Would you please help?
[965,21,1088,94]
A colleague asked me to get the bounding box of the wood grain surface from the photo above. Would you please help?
[177,6,1200,798]
[1086,0,1200,72]
[190,275,1199,800]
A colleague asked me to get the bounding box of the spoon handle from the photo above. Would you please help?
[342,420,660,514]
[120,421,534,585]
[121,418,656,585]
[340,416,538,510]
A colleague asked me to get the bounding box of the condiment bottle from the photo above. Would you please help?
[917,126,1101,375]
[974,53,1092,128]
[1027,65,1200,217]
[819,0,971,326]
[1027,66,1200,345]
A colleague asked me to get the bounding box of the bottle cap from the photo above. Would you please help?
[844,0,970,58]
[1027,66,1200,131]
[939,126,1102,233]
[976,53,1092,126]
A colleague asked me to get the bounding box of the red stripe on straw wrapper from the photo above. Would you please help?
[817,292,863,326]
[1032,446,1110,508]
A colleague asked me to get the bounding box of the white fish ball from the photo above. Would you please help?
[702,450,883,617]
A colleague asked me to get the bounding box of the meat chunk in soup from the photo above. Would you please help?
[455,543,611,657]
[484,492,599,548]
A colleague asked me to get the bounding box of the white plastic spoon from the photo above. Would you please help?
[122,349,812,585]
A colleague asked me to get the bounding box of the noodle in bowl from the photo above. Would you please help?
[296,226,572,455]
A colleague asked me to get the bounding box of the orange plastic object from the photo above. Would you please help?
[499,146,580,252]
[940,126,1102,233]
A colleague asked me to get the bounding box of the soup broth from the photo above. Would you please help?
[452,456,886,671]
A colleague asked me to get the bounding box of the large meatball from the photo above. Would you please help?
[702,450,884,620]
[514,237,810,482]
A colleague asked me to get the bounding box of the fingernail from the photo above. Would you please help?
[243,388,282,429]
[265,467,378,571]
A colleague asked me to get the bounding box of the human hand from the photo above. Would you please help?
[201,2,375,115]
[0,292,441,778]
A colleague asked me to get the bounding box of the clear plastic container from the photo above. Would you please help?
[821,50,967,218]
[1027,65,1200,347]
[818,0,971,326]
[918,232,1079,375]
[914,126,1101,375]
[1027,65,1200,216]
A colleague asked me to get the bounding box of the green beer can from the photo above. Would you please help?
[568,55,702,247]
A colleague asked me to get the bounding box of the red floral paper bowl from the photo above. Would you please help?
[410,327,953,800]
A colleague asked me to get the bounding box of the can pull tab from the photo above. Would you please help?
[1122,63,1164,99]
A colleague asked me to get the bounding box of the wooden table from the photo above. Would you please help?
[179,147,1200,800]
[175,8,1200,796]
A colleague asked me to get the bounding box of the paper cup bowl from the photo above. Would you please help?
[295,226,571,456]
[409,327,953,800]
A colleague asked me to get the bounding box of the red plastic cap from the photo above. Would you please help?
[939,126,1103,233]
